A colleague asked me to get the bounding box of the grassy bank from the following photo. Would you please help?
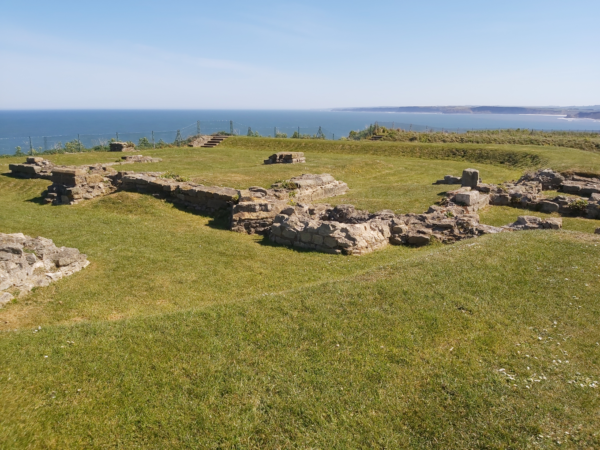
[1,231,599,448]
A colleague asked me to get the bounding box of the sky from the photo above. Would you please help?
[0,0,598,109]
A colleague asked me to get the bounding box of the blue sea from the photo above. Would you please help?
[1,109,599,155]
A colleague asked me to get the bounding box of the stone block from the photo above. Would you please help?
[540,201,559,213]
[461,168,480,188]
[300,231,312,243]
[323,236,338,248]
[595,227,600,235]
[455,190,479,206]
[407,234,430,246]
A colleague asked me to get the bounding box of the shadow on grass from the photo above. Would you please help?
[25,194,49,205]
[167,201,231,230]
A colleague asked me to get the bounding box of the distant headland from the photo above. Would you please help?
[332,106,600,120]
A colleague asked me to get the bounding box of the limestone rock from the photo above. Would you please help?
[461,169,480,188]
[518,169,565,190]
[0,233,89,305]
[504,216,562,231]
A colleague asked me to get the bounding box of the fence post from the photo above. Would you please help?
[197,121,201,136]
[78,134,81,152]
[298,126,300,138]
[29,136,33,155]
[116,132,119,141]
[333,133,335,140]
[152,131,155,149]
[230,120,233,135]
[274,127,276,138]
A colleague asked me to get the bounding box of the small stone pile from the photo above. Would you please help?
[187,135,211,147]
[518,169,565,190]
[8,157,55,180]
[504,216,562,231]
[231,174,349,234]
[45,166,119,205]
[109,141,136,152]
[0,233,89,306]
[264,152,306,164]
[120,172,240,214]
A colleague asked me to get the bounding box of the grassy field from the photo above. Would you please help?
[1,139,599,448]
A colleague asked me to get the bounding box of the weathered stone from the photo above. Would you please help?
[461,168,480,188]
[595,228,600,235]
[0,233,89,305]
[109,141,135,152]
[504,216,562,231]
[539,201,559,213]
[518,169,565,190]
[455,190,479,206]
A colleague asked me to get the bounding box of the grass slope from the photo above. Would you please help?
[1,232,599,448]
[1,140,599,448]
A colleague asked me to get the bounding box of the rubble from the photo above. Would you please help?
[269,203,505,255]
[0,233,89,305]
[518,169,565,190]
[264,152,306,164]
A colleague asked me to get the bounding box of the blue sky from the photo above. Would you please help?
[0,0,598,109]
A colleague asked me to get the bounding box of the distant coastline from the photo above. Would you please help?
[332,106,600,120]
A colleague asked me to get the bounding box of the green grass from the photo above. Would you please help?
[1,139,600,448]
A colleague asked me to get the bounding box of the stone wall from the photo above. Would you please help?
[119,173,240,214]
[0,233,89,306]
[438,168,600,220]
[8,157,55,180]
[231,174,349,234]
[264,152,306,164]
[45,166,119,205]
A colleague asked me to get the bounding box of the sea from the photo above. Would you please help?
[1,109,599,156]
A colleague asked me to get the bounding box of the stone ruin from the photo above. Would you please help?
[231,174,349,234]
[0,233,89,307]
[9,157,55,180]
[9,159,599,258]
[119,172,240,215]
[110,141,136,152]
[8,156,161,182]
[438,168,600,220]
[264,152,306,164]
